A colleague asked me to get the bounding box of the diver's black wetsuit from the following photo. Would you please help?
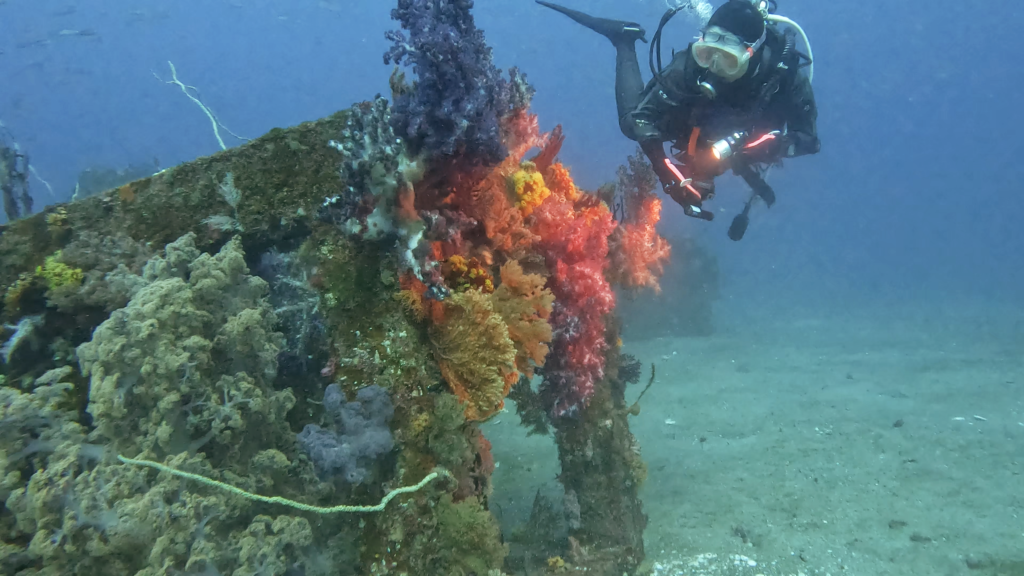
[538,1,820,213]
[622,28,820,191]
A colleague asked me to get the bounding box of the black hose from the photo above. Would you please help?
[779,25,795,63]
[648,8,679,82]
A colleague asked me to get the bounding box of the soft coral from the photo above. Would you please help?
[530,164,617,417]
[609,196,671,293]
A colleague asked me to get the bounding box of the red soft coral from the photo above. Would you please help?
[609,196,672,292]
[530,164,617,416]
[531,124,564,173]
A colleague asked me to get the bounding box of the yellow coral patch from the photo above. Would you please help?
[443,255,494,294]
[547,555,566,570]
[46,207,68,230]
[448,254,469,275]
[509,164,551,216]
[35,252,84,291]
[3,273,35,313]
[408,412,432,439]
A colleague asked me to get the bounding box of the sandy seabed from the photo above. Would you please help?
[486,301,1024,576]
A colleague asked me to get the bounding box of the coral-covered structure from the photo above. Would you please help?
[0,0,675,574]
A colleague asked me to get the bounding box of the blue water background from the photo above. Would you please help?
[1,0,1021,311]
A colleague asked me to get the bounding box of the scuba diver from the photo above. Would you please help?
[537,0,820,240]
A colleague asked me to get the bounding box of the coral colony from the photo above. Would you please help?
[0,0,669,573]
[339,0,671,419]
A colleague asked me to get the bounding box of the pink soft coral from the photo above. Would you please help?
[502,110,547,161]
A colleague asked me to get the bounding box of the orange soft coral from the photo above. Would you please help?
[609,196,672,292]
[395,180,420,225]
[445,154,536,260]
[544,162,581,204]
[530,124,564,173]
[492,260,554,377]
[429,290,519,421]
[432,114,561,262]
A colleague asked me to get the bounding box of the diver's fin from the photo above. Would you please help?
[727,211,750,241]
[536,0,648,45]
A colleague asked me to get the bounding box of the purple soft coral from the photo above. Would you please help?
[296,384,394,483]
[384,0,533,165]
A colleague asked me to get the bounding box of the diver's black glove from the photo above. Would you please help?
[736,130,789,164]
[711,130,788,166]
[732,162,777,207]
[664,180,715,221]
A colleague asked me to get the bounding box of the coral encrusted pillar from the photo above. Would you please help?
[552,329,648,575]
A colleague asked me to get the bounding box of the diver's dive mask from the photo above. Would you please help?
[691,25,766,81]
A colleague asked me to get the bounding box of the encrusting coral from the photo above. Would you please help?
[0,235,371,575]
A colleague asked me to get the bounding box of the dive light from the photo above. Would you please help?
[711,131,748,161]
[712,130,783,162]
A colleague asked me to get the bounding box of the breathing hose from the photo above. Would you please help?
[766,14,814,82]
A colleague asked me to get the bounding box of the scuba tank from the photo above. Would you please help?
[727,0,812,240]
[756,0,815,83]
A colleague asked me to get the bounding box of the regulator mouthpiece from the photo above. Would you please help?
[698,81,717,100]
